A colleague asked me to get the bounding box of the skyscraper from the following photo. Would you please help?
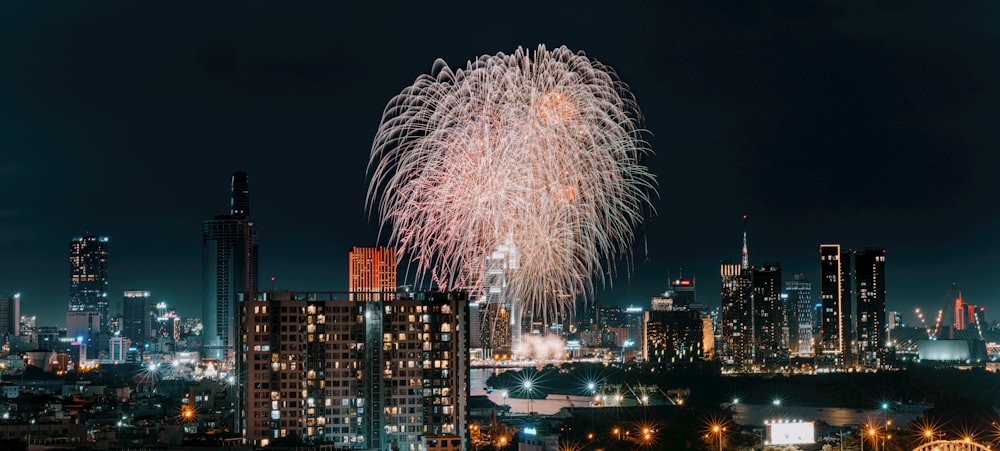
[784,274,813,356]
[0,293,20,338]
[481,241,519,356]
[855,247,886,369]
[203,172,259,362]
[752,262,782,365]
[122,290,152,345]
[720,216,753,368]
[819,244,852,367]
[720,261,752,367]
[69,234,110,330]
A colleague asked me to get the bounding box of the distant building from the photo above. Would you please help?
[202,171,259,362]
[819,244,852,367]
[953,286,986,334]
[0,294,20,338]
[752,263,782,365]
[237,290,469,451]
[122,290,152,345]
[69,234,110,330]
[598,306,644,351]
[644,309,706,367]
[784,275,813,356]
[855,247,886,369]
[482,241,521,352]
[720,261,752,368]
[651,277,701,312]
[108,336,129,362]
[720,216,754,369]
[66,311,101,344]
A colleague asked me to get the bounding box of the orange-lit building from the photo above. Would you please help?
[348,246,396,294]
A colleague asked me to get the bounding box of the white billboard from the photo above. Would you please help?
[766,421,815,445]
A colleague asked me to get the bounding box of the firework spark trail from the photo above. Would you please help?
[368,45,656,322]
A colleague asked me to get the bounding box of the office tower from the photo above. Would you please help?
[784,275,813,356]
[348,246,397,293]
[752,263,782,365]
[0,294,20,337]
[70,234,110,330]
[203,172,259,362]
[855,247,886,369]
[720,261,752,367]
[819,244,852,367]
[122,291,152,345]
[238,290,469,451]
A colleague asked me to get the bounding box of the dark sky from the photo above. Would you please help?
[1,2,998,327]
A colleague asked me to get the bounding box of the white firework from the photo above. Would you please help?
[368,44,655,323]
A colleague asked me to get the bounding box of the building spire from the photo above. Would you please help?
[741,213,749,269]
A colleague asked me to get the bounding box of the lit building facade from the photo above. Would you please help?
[752,263,783,365]
[720,261,752,368]
[784,275,813,356]
[644,309,705,368]
[855,247,886,369]
[203,171,259,362]
[69,235,110,330]
[819,244,852,367]
[237,290,469,451]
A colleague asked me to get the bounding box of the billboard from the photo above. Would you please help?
[766,421,815,445]
[917,339,983,362]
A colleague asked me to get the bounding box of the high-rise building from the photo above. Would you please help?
[203,172,259,362]
[0,293,20,338]
[752,263,782,365]
[482,241,521,352]
[237,291,469,451]
[855,247,886,369]
[784,274,813,356]
[70,235,110,330]
[819,244,852,367]
[720,216,754,369]
[122,291,152,345]
[348,246,396,294]
[720,261,752,367]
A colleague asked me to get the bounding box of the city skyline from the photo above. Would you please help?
[1,2,998,326]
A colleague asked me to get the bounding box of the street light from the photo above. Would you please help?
[711,424,725,451]
[523,380,534,414]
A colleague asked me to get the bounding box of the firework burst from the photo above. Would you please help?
[368,44,655,322]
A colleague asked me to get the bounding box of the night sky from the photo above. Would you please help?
[1,2,998,327]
